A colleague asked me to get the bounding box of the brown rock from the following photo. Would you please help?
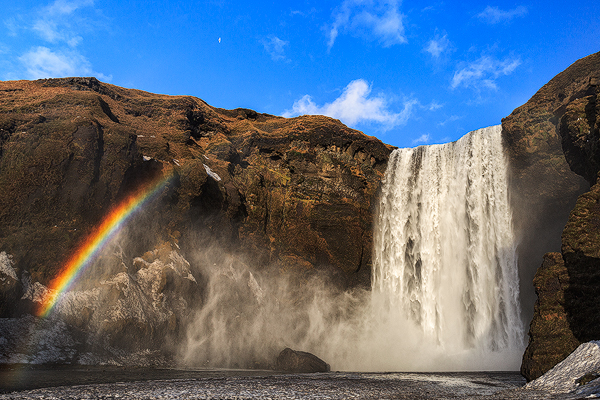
[519,50,600,382]
[502,53,596,325]
[275,348,330,373]
[558,82,600,185]
[0,77,392,322]
[561,181,600,343]
[520,252,579,380]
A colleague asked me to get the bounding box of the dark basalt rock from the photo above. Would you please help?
[520,252,579,380]
[502,54,593,329]
[275,348,330,373]
[559,78,600,185]
[519,51,600,381]
[561,180,600,343]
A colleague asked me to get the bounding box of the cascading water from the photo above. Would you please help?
[177,124,525,372]
[368,125,524,371]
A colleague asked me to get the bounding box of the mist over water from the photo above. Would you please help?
[178,125,525,372]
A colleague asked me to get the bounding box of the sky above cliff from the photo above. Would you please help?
[1,0,599,148]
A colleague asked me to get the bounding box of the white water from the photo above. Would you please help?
[365,125,524,371]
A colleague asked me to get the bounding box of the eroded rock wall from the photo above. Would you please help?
[0,77,392,359]
[517,51,600,381]
[502,56,593,326]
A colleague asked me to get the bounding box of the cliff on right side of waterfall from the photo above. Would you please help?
[502,50,600,381]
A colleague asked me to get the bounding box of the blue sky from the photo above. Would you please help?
[1,0,599,148]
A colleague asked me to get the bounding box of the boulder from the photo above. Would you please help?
[275,348,330,373]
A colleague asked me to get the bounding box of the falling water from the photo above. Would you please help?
[369,125,524,370]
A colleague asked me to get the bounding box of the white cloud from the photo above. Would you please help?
[283,79,416,130]
[424,34,450,58]
[19,46,92,79]
[4,17,20,37]
[262,36,288,61]
[477,5,528,24]
[437,115,461,126]
[327,0,406,50]
[33,0,96,46]
[427,101,443,111]
[412,134,430,145]
[6,0,110,81]
[46,0,94,16]
[33,19,63,43]
[451,55,521,91]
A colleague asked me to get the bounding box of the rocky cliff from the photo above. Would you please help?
[510,51,600,380]
[1,51,599,372]
[501,56,592,325]
[0,77,392,362]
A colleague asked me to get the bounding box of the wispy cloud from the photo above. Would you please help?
[33,0,95,45]
[262,36,289,61]
[424,34,450,59]
[477,5,528,24]
[19,46,92,79]
[46,0,94,15]
[412,134,430,145]
[4,0,109,80]
[327,0,406,50]
[4,16,21,37]
[437,115,461,126]
[283,79,416,130]
[427,101,443,111]
[451,55,521,91]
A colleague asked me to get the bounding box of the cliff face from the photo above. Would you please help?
[0,78,392,358]
[514,51,600,381]
[519,252,579,380]
[501,56,592,326]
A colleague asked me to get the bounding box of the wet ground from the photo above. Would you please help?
[0,365,577,399]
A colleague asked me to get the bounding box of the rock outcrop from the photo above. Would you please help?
[519,51,600,381]
[275,348,330,373]
[0,78,392,294]
[520,253,579,380]
[0,252,19,317]
[0,77,392,360]
[501,55,592,325]
[2,52,599,372]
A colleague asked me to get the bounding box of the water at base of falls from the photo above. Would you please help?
[368,125,524,371]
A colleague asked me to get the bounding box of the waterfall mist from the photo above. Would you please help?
[366,124,525,370]
[178,125,525,372]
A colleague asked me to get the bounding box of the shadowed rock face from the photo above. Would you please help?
[520,253,579,380]
[562,182,600,341]
[516,51,600,381]
[502,55,593,328]
[0,77,392,350]
[559,81,600,184]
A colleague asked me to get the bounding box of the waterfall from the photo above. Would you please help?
[369,125,524,370]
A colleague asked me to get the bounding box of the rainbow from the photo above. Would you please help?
[37,171,174,318]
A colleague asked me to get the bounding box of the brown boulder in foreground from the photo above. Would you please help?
[275,348,330,373]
